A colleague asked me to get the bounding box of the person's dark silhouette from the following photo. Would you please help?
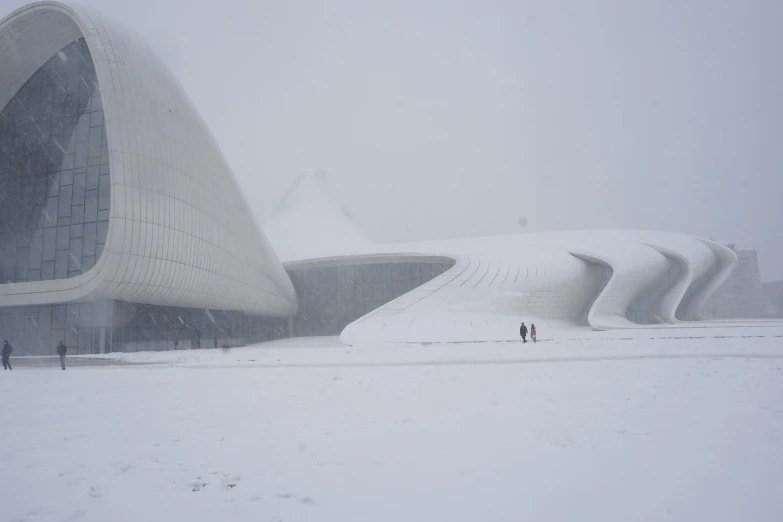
[56,341,68,370]
[2,340,12,370]
[519,322,528,343]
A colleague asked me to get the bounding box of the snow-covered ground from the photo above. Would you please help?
[2,333,783,522]
[73,324,783,368]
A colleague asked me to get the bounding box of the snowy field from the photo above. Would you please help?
[2,332,783,522]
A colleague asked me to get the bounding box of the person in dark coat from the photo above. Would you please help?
[2,340,12,370]
[519,322,528,343]
[56,341,68,370]
[530,323,537,343]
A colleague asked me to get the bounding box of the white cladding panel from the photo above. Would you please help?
[0,2,297,316]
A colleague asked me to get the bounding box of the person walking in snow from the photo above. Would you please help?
[2,340,12,370]
[56,341,68,370]
[519,322,528,343]
[530,323,537,343]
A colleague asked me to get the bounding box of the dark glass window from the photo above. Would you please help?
[286,261,455,337]
[0,39,110,284]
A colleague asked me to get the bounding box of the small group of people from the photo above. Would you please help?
[2,340,68,370]
[519,321,537,343]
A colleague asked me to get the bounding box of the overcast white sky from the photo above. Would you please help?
[3,0,781,279]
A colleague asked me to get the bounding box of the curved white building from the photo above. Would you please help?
[265,172,740,345]
[0,2,297,354]
[0,2,748,353]
[0,1,296,315]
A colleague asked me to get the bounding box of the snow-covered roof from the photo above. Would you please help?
[262,172,739,344]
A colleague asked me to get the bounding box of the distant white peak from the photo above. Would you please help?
[271,169,354,219]
[263,170,372,262]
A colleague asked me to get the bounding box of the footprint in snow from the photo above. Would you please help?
[276,493,316,506]
[9,507,56,522]
[113,463,134,475]
[60,510,88,522]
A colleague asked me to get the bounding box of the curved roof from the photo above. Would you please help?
[267,172,739,342]
[0,2,297,315]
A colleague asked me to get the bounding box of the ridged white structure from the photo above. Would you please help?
[0,2,297,315]
[265,173,739,344]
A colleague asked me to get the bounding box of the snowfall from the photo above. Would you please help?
[2,329,783,522]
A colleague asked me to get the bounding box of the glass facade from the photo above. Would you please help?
[0,262,453,354]
[0,38,109,284]
[109,302,288,353]
[288,261,454,336]
[0,300,289,355]
[0,301,112,355]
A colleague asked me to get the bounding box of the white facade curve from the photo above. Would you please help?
[265,172,743,344]
[639,245,694,325]
[561,242,671,330]
[517,230,724,330]
[677,239,739,321]
[640,238,716,324]
[0,2,297,316]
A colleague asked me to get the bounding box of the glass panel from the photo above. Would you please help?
[82,222,96,256]
[86,165,100,190]
[28,237,42,270]
[88,125,102,159]
[0,38,108,283]
[72,171,86,206]
[41,261,55,281]
[84,190,98,222]
[68,237,83,272]
[55,225,70,251]
[70,224,83,238]
[98,174,110,211]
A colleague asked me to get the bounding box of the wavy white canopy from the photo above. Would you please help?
[0,2,297,316]
[266,173,739,343]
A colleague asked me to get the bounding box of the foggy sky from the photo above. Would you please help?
[2,0,781,279]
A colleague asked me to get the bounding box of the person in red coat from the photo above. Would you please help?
[530,323,537,343]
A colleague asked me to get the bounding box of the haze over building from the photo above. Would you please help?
[0,2,777,354]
